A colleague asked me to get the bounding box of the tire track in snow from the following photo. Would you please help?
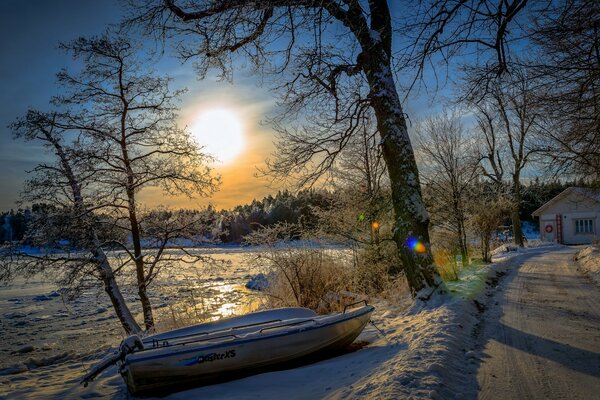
[477,247,600,400]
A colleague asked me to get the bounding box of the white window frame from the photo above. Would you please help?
[574,218,594,235]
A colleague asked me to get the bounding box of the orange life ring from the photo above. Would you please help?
[545,224,553,233]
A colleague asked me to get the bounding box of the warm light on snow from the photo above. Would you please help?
[190,108,245,164]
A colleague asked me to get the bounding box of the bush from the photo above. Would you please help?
[245,224,411,314]
[259,248,353,313]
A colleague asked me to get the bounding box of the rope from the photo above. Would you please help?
[369,319,390,342]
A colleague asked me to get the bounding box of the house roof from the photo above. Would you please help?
[532,187,600,217]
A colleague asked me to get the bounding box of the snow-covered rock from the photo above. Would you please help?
[245,273,269,291]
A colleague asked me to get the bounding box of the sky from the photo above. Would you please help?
[0,0,459,212]
[0,0,288,211]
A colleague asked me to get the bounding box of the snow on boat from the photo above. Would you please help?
[83,301,374,394]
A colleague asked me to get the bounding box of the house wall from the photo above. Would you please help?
[537,191,600,245]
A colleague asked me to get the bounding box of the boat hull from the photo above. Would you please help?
[122,306,374,394]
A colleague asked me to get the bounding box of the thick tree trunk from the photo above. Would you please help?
[363,57,440,295]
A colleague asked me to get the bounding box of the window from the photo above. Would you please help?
[575,219,594,234]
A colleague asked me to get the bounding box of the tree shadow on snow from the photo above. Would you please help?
[454,247,600,399]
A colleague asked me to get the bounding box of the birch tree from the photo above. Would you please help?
[5,111,141,335]
[128,0,440,296]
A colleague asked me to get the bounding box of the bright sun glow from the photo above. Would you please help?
[190,108,245,164]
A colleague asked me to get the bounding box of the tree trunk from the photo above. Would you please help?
[512,174,525,247]
[457,218,469,266]
[362,56,440,296]
[119,89,154,330]
[94,245,141,334]
[481,233,491,263]
[127,192,155,331]
[47,131,141,334]
[120,167,154,331]
[453,195,469,266]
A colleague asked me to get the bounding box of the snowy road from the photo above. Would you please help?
[476,246,600,399]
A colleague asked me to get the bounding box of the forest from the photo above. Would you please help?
[1,179,590,246]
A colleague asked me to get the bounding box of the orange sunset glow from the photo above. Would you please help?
[139,94,278,210]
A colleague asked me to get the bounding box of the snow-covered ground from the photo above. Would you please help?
[0,247,265,398]
[3,243,594,399]
[1,291,465,399]
[575,245,600,286]
[0,251,492,399]
[0,244,471,399]
[472,245,600,399]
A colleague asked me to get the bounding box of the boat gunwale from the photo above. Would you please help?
[143,307,317,344]
[142,318,285,346]
[125,305,374,365]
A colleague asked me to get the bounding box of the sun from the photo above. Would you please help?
[190,108,245,164]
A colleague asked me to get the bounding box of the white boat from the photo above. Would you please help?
[86,302,374,394]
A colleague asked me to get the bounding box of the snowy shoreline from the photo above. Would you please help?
[0,244,558,399]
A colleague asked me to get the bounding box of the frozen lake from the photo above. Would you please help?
[0,247,265,384]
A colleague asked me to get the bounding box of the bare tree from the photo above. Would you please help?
[329,117,390,246]
[531,0,600,180]
[416,111,478,264]
[128,0,441,296]
[403,0,596,181]
[398,0,539,94]
[4,33,219,332]
[469,188,511,262]
[472,102,505,192]
[5,111,142,334]
[52,33,219,330]
[468,70,541,247]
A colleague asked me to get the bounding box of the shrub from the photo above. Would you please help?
[245,223,411,314]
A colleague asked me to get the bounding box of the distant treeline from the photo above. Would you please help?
[518,179,584,223]
[0,189,331,245]
[0,180,589,245]
[216,189,331,243]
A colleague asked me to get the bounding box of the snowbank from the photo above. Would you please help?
[575,246,600,286]
[490,239,554,262]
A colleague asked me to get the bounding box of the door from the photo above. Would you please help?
[542,220,556,242]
